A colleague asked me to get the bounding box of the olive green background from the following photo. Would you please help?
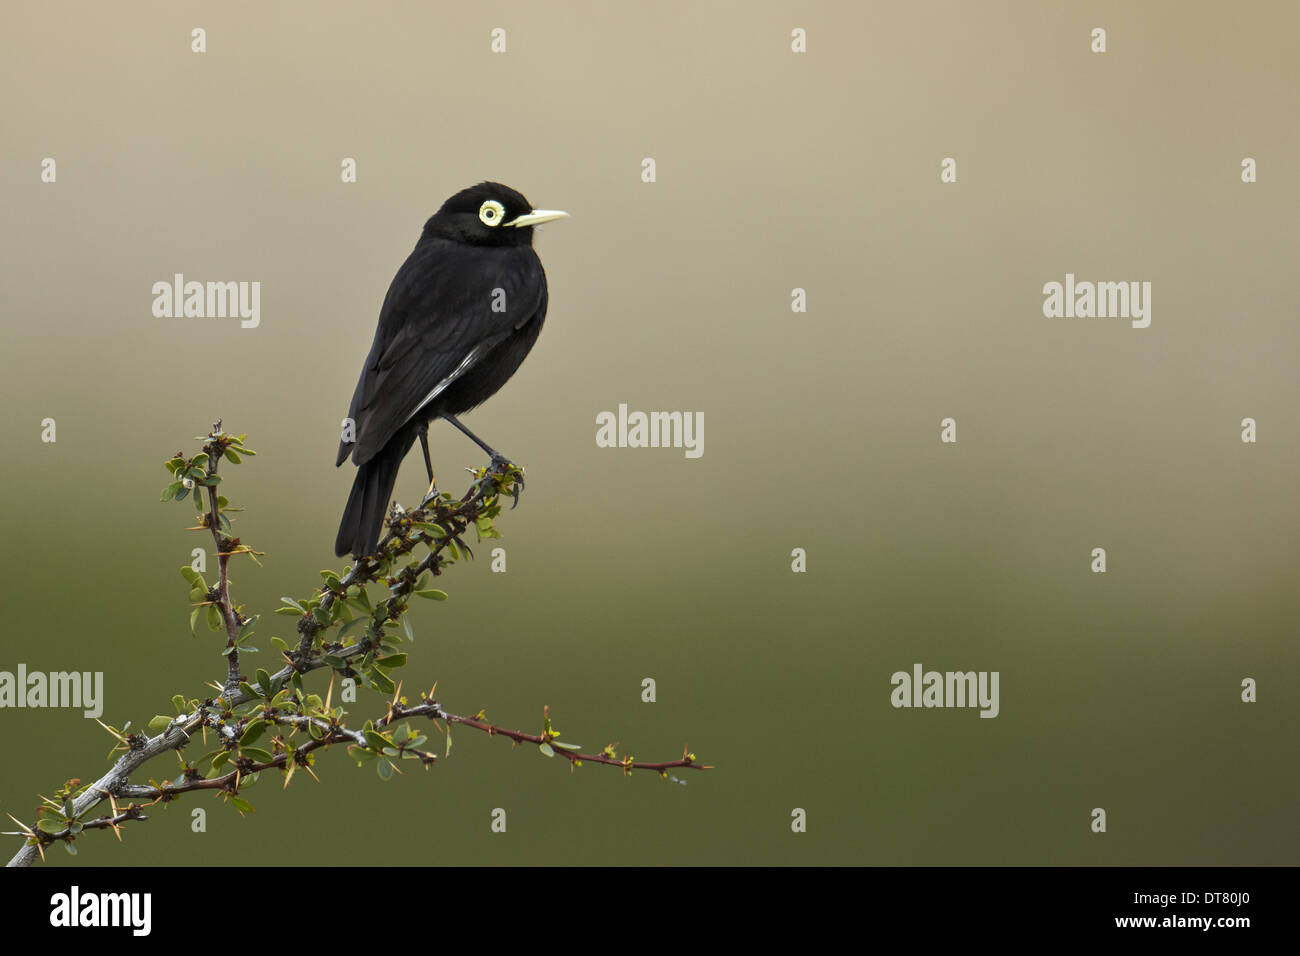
[2,1,1296,866]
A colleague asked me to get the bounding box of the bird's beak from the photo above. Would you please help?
[507,209,569,228]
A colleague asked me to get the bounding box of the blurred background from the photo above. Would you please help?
[1,1,1296,865]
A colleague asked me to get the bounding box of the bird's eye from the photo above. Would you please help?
[479,200,506,227]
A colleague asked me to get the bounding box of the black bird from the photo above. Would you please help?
[334,182,566,557]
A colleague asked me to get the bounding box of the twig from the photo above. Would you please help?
[3,424,712,867]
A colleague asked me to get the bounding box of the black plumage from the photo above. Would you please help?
[334,182,565,557]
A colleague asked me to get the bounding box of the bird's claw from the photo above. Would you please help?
[466,454,524,506]
[486,454,524,508]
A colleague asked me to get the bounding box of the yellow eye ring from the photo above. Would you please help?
[479,200,506,227]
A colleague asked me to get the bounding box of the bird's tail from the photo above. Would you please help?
[334,441,407,558]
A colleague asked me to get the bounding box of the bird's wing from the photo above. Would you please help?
[338,239,546,467]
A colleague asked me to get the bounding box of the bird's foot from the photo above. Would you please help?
[488,454,525,508]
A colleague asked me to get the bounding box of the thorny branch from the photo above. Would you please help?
[4,422,711,867]
[202,428,246,694]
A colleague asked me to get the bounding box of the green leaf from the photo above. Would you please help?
[206,605,223,631]
[413,522,446,538]
[553,742,583,751]
[376,653,407,669]
[255,669,273,696]
[313,606,330,626]
[180,566,203,586]
[223,447,241,464]
[147,715,173,732]
[172,695,187,712]
[415,589,448,601]
[274,606,303,617]
[240,719,266,746]
[538,743,555,758]
[238,682,259,701]
[368,669,396,695]
[280,597,305,613]
[229,797,255,814]
[377,759,395,781]
[37,818,67,834]
[337,616,370,640]
[161,481,183,502]
[189,607,201,635]
[241,747,275,764]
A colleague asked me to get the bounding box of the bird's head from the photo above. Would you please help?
[423,182,568,246]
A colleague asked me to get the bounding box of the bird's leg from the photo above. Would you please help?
[417,423,439,507]
[418,423,435,482]
[442,414,525,508]
[441,413,504,462]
